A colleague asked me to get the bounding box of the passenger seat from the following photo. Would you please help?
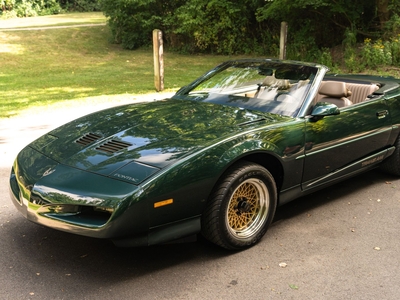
[318,81,353,108]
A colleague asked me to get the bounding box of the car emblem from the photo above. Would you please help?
[42,168,55,177]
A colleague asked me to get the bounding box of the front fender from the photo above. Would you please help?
[142,119,306,228]
[218,137,281,166]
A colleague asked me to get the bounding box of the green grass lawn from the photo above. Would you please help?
[0,12,107,28]
[0,13,236,118]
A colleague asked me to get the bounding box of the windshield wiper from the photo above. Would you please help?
[237,118,268,127]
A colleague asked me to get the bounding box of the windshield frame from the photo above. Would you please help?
[174,59,328,118]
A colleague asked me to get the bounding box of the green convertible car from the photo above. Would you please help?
[9,59,400,250]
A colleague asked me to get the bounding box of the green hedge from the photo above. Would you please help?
[100,0,400,66]
[0,0,101,17]
[101,0,165,49]
[101,0,274,54]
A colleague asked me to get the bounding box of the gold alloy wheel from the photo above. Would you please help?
[226,178,269,239]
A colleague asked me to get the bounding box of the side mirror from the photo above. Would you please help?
[311,102,340,118]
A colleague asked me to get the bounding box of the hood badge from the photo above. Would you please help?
[113,173,139,183]
[43,168,55,177]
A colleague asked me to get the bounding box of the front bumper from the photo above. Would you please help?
[9,147,144,239]
[9,180,110,238]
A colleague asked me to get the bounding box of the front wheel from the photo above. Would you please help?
[201,161,277,250]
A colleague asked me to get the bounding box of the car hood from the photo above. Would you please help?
[30,98,288,182]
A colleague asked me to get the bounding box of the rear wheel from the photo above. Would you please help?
[381,136,400,176]
[201,161,277,250]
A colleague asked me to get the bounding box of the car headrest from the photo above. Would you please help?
[319,81,352,98]
[262,76,290,90]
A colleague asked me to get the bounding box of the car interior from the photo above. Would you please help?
[315,80,380,107]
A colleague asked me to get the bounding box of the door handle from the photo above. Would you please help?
[376,110,388,119]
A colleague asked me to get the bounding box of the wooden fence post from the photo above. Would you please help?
[279,22,288,60]
[153,29,164,91]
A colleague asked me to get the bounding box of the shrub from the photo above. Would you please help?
[166,0,260,55]
[101,0,163,49]
[361,38,392,68]
[318,48,336,70]
[285,19,320,61]
[389,35,400,66]
[101,0,276,55]
[60,0,101,11]
[0,0,100,17]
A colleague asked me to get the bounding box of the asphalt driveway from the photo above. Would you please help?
[1,97,400,299]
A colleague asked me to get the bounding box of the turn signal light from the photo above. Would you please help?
[154,199,173,208]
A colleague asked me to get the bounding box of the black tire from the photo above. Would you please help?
[380,136,400,176]
[201,161,277,250]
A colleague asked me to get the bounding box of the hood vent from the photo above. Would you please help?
[76,133,102,146]
[96,140,133,154]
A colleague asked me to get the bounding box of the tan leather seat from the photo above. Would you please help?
[346,83,379,104]
[318,81,353,107]
[261,76,290,89]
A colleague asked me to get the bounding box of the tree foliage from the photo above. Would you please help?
[1,0,61,16]
[100,0,278,54]
[101,0,165,49]
[100,0,400,60]
[2,0,400,68]
[0,0,100,17]
[58,0,101,12]
[166,0,265,54]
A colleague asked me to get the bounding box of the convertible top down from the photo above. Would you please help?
[9,59,400,250]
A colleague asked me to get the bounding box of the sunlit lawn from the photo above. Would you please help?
[0,13,236,118]
[0,12,107,28]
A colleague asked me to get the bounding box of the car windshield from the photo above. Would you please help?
[176,60,319,117]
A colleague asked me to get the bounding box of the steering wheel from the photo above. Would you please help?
[274,92,290,102]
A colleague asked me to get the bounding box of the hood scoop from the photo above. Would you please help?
[96,139,133,154]
[75,133,102,146]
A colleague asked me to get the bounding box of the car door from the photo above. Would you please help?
[302,94,392,190]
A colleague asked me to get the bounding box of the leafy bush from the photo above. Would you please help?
[361,39,392,68]
[99,0,400,68]
[317,48,336,71]
[165,0,262,55]
[1,0,14,11]
[341,28,359,72]
[2,0,400,73]
[59,0,101,12]
[0,0,100,17]
[101,0,265,54]
[101,0,164,49]
[285,19,320,61]
[389,35,400,66]
[21,1,57,16]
